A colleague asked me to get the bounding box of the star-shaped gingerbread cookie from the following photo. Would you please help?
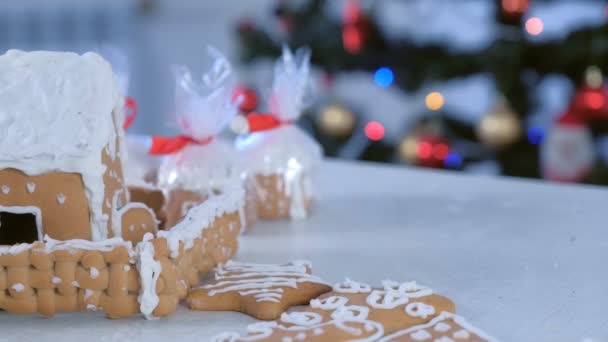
[187,260,331,320]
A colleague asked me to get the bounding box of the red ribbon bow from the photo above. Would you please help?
[148,135,214,155]
[123,96,138,130]
[245,113,292,133]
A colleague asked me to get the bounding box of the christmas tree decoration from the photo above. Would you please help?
[342,0,370,54]
[541,108,595,183]
[477,97,522,149]
[500,0,529,19]
[317,104,357,139]
[232,85,258,113]
[397,134,421,164]
[425,92,445,111]
[397,130,451,169]
[572,66,608,121]
[525,17,544,36]
[364,121,385,141]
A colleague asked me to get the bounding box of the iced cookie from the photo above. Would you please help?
[287,279,456,335]
[379,311,497,342]
[212,279,457,341]
[212,318,384,342]
[187,260,331,320]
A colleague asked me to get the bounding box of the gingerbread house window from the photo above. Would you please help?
[0,206,42,245]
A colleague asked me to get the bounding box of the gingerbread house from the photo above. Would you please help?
[0,50,243,319]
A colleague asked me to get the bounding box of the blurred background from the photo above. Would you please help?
[2,0,608,185]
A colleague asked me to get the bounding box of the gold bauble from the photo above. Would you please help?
[585,65,603,89]
[477,98,522,148]
[398,134,420,164]
[318,104,356,138]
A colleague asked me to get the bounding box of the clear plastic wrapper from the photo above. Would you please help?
[235,47,322,220]
[156,48,244,228]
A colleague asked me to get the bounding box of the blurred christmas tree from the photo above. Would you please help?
[235,0,608,185]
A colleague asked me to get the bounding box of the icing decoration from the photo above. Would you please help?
[434,322,452,332]
[51,277,62,284]
[310,295,349,310]
[435,337,454,342]
[280,312,323,326]
[378,311,498,342]
[136,233,161,320]
[211,318,384,342]
[333,278,372,293]
[201,260,327,302]
[366,289,410,309]
[382,280,433,298]
[72,281,80,287]
[0,50,124,241]
[330,305,369,321]
[11,283,24,292]
[405,302,436,319]
[1,185,9,194]
[26,182,35,193]
[90,267,99,279]
[453,330,471,339]
[123,96,137,130]
[57,193,66,204]
[410,330,432,341]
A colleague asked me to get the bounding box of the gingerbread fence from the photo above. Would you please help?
[0,190,244,319]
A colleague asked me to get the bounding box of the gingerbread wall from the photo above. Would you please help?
[0,169,92,241]
[0,210,241,319]
[103,110,129,239]
[147,211,241,317]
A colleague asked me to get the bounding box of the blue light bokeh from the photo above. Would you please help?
[374,67,394,88]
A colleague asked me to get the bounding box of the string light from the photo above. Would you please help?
[425,92,445,111]
[364,121,385,141]
[525,17,544,36]
[444,153,463,169]
[374,67,394,88]
[527,125,545,145]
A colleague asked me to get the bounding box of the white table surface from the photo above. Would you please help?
[1,160,607,342]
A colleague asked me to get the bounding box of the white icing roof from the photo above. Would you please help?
[0,50,120,164]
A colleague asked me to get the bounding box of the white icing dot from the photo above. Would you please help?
[57,193,66,204]
[294,332,306,340]
[312,328,324,336]
[123,265,131,272]
[282,338,293,342]
[26,182,36,193]
[11,283,24,292]
[84,289,94,300]
[129,225,135,232]
[86,304,98,311]
[51,277,62,284]
[405,302,436,319]
[452,329,471,339]
[434,322,452,332]
[72,280,80,287]
[90,267,99,279]
[1,185,10,194]
[410,329,432,341]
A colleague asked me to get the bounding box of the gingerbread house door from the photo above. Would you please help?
[0,206,42,245]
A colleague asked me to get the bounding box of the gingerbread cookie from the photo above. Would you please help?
[212,279,456,341]
[187,260,331,320]
[379,311,497,342]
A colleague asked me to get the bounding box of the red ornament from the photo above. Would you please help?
[572,85,608,120]
[123,96,138,130]
[416,136,451,168]
[148,135,214,155]
[501,0,529,18]
[364,121,385,141]
[232,86,258,113]
[342,0,370,54]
